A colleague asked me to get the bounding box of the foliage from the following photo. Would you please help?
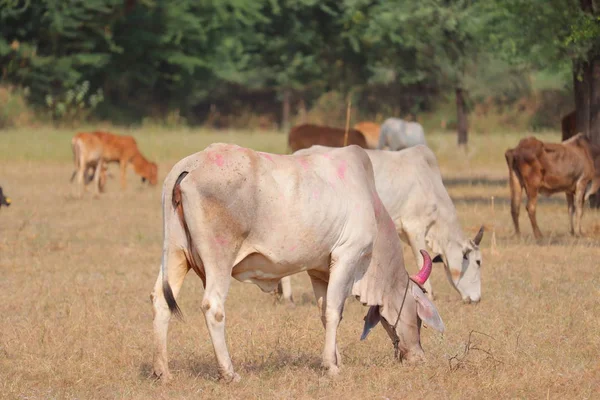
[44,80,104,125]
[0,0,590,127]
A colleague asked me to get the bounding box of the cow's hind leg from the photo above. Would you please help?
[201,264,238,382]
[508,167,523,236]
[152,249,190,381]
[277,276,294,305]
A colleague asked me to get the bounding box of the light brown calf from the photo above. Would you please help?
[505,133,600,239]
[70,131,158,194]
[354,121,381,149]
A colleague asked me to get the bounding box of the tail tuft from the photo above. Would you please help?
[163,280,184,321]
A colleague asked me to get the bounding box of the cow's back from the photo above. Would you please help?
[177,143,378,268]
[93,131,139,160]
[365,146,456,232]
[288,124,368,152]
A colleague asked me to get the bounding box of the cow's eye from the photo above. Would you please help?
[476,260,481,267]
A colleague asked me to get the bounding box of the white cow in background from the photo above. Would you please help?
[151,144,444,383]
[283,145,484,304]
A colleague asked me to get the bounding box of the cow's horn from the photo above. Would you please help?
[411,250,432,286]
[473,225,484,246]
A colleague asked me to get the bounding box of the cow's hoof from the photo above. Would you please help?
[327,365,340,378]
[152,369,173,383]
[220,372,241,383]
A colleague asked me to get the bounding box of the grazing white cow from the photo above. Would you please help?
[287,145,483,303]
[151,143,444,383]
[378,118,426,151]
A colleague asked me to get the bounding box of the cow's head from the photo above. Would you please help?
[142,162,159,185]
[362,250,444,362]
[436,226,484,303]
[0,187,11,208]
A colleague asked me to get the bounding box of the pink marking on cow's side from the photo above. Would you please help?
[372,192,383,218]
[312,189,320,200]
[336,161,347,180]
[298,157,310,171]
[289,244,298,252]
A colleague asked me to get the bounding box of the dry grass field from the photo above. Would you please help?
[1,127,599,399]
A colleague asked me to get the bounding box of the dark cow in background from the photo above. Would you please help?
[288,123,368,152]
[505,133,600,239]
[0,186,11,208]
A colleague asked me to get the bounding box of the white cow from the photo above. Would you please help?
[286,145,483,303]
[151,143,444,383]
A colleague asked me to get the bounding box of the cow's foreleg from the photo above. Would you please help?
[119,160,128,190]
[308,273,341,369]
[574,181,587,236]
[151,250,190,381]
[321,251,369,377]
[566,193,575,235]
[525,188,542,239]
[92,160,103,195]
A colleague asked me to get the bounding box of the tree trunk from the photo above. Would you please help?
[281,89,291,133]
[590,59,600,145]
[573,60,592,137]
[456,87,468,146]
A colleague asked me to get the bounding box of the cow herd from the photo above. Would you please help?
[3,116,594,386]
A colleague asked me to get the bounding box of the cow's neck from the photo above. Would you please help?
[131,153,149,173]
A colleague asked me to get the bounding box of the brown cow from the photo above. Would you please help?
[288,124,368,152]
[505,133,600,239]
[561,110,577,142]
[71,131,158,194]
[354,121,381,149]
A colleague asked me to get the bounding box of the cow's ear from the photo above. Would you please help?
[432,254,444,263]
[360,306,381,340]
[411,285,444,333]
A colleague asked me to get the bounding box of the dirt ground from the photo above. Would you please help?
[1,128,599,399]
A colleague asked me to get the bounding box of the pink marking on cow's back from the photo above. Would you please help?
[207,152,225,167]
[289,244,298,252]
[336,161,347,180]
[259,152,275,162]
[298,157,310,171]
[312,189,320,200]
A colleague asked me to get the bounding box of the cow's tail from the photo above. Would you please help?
[70,137,81,182]
[161,171,190,320]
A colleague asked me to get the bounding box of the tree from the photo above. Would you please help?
[486,0,600,142]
